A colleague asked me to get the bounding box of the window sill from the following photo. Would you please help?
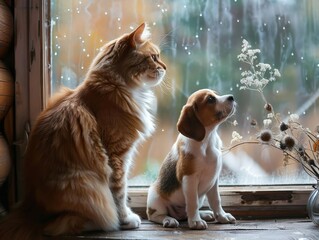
[128,185,314,219]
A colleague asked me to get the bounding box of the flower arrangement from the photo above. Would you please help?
[228,39,319,181]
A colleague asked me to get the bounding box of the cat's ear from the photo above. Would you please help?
[129,23,150,48]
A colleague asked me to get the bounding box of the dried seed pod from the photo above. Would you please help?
[280,122,289,131]
[264,103,273,112]
[260,129,272,142]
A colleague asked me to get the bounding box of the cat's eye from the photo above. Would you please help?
[207,95,216,104]
[151,54,158,61]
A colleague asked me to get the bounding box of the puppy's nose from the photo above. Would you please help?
[227,95,234,102]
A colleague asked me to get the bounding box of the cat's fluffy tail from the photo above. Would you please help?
[0,205,43,240]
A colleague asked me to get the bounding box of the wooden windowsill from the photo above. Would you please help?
[53,218,318,239]
[128,185,314,219]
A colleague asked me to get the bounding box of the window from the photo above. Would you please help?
[49,0,318,189]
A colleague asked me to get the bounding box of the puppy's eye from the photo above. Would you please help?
[207,95,216,104]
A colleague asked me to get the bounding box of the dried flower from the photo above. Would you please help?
[289,114,299,122]
[259,129,272,142]
[280,122,289,131]
[283,135,295,150]
[250,119,257,127]
[264,103,272,112]
[263,119,272,128]
[231,131,243,144]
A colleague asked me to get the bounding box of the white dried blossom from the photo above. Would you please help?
[238,39,281,92]
[289,114,299,122]
[263,119,272,128]
[231,131,243,144]
[274,68,281,77]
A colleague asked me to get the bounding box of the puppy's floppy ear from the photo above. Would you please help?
[177,104,205,142]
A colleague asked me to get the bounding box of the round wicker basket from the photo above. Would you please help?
[0,61,14,120]
[0,0,13,58]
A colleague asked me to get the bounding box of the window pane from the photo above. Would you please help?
[50,0,318,186]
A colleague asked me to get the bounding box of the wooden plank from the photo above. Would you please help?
[50,219,319,240]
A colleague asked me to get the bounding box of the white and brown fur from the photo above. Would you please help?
[0,23,166,239]
[147,89,236,229]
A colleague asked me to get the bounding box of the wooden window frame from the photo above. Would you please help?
[13,0,314,219]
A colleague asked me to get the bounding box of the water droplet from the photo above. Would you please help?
[195,35,199,38]
[199,13,202,17]
[184,46,188,50]
[276,90,279,94]
[67,8,71,12]
[60,75,64,79]
[86,54,90,57]
[236,84,239,88]
[301,57,304,60]
[278,16,281,20]
[153,22,156,26]
[100,39,103,43]
[81,66,84,70]
[230,87,233,91]
[188,52,191,55]
[82,48,86,52]
[184,5,187,8]
[220,21,223,25]
[210,63,213,67]
[54,52,57,56]
[207,28,211,31]
[291,52,294,56]
[239,67,242,71]
[283,45,285,48]
[317,64,319,67]
[200,27,203,31]
[283,26,285,30]
[56,16,59,20]
[161,129,165,132]
[117,18,121,21]
[104,11,107,15]
[264,23,267,26]
[237,19,240,23]
[196,81,199,85]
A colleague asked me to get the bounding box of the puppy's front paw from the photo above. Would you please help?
[188,219,208,230]
[120,212,141,230]
[163,216,179,228]
[199,210,215,222]
[216,212,236,224]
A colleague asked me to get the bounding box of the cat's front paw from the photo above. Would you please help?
[188,219,208,230]
[216,212,236,224]
[120,212,141,230]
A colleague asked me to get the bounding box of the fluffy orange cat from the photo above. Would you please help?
[0,23,166,239]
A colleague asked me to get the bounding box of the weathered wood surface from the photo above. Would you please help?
[53,219,319,240]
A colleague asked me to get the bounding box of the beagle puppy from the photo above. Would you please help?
[147,89,236,229]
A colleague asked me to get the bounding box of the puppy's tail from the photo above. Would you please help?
[0,205,44,240]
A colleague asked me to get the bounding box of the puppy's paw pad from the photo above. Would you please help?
[163,217,179,228]
[199,211,215,222]
[120,213,141,230]
[217,213,236,224]
[189,219,208,230]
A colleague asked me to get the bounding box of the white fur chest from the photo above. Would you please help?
[131,88,156,139]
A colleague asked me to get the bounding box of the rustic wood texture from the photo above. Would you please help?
[51,219,318,240]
